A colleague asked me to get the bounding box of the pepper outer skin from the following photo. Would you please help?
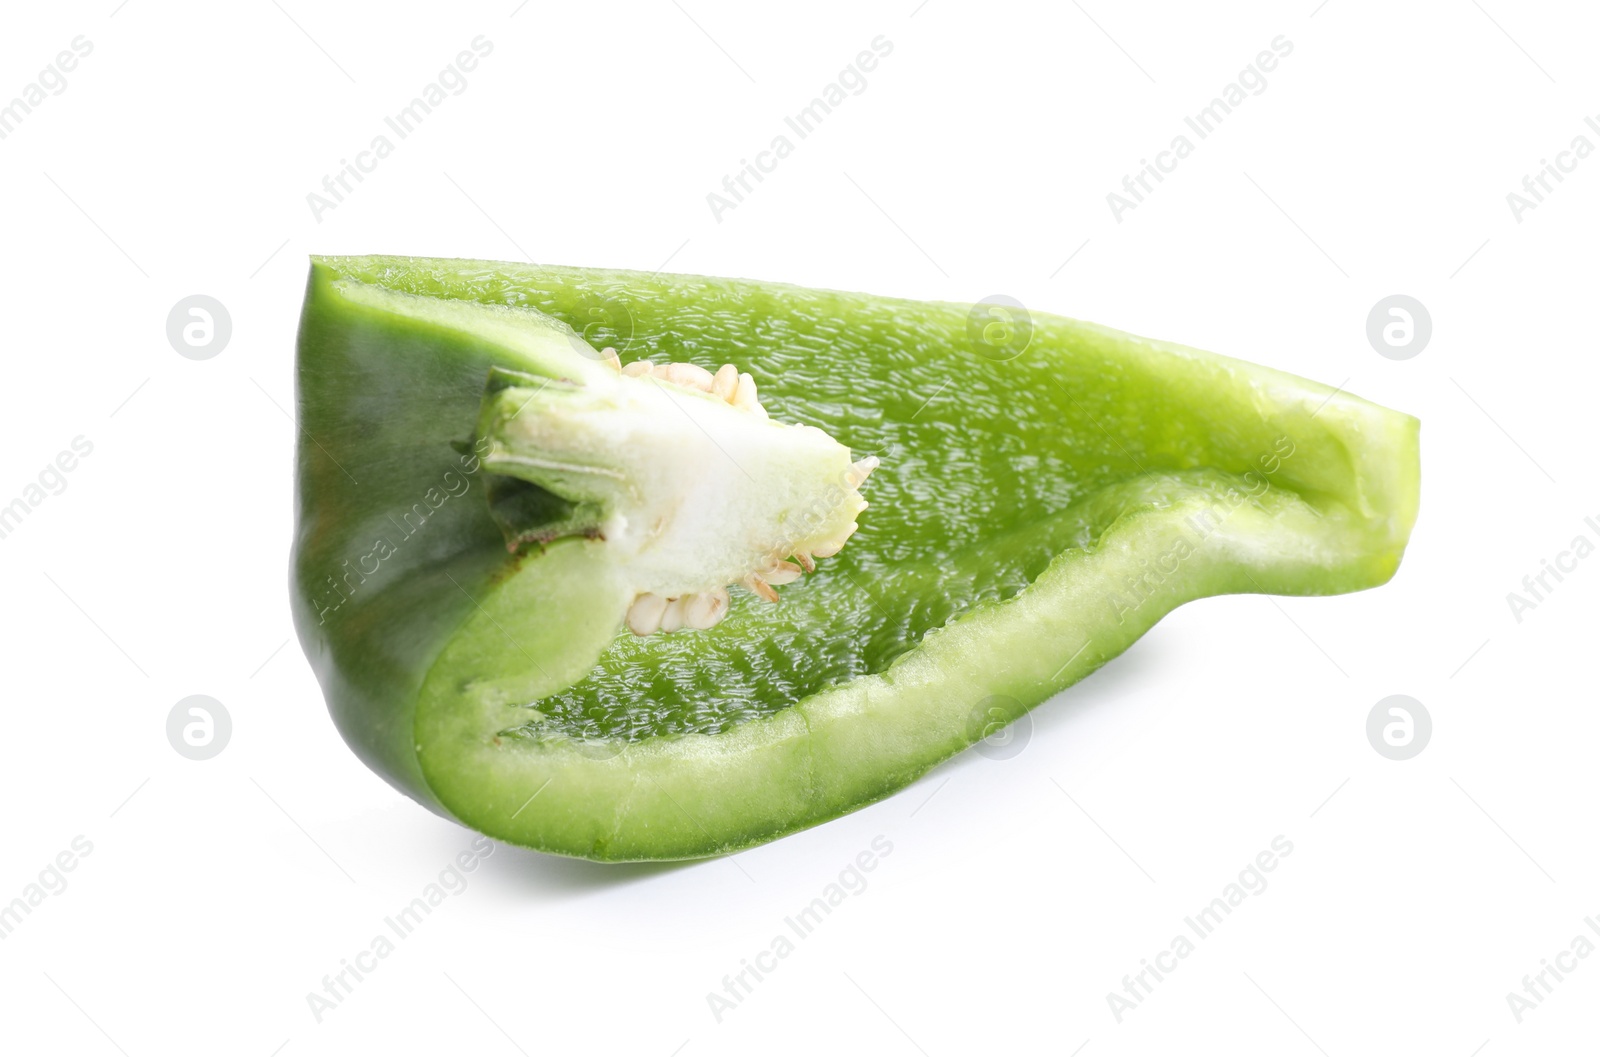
[292,256,1421,861]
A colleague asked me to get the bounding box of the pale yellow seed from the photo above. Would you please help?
[684,588,730,629]
[663,362,715,391]
[764,560,804,585]
[599,346,622,373]
[712,364,738,403]
[733,372,759,411]
[625,593,667,636]
[622,360,653,378]
[660,596,687,633]
[846,456,880,488]
[746,575,780,604]
[794,551,816,573]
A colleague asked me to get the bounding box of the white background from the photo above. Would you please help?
[0,1,1595,1054]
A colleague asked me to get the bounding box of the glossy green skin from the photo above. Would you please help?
[292,256,1420,861]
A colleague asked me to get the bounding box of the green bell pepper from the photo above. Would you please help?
[291,255,1419,861]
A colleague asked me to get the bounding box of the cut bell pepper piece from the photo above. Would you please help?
[291,256,1419,861]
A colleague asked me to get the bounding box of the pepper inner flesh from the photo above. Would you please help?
[513,467,1317,742]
